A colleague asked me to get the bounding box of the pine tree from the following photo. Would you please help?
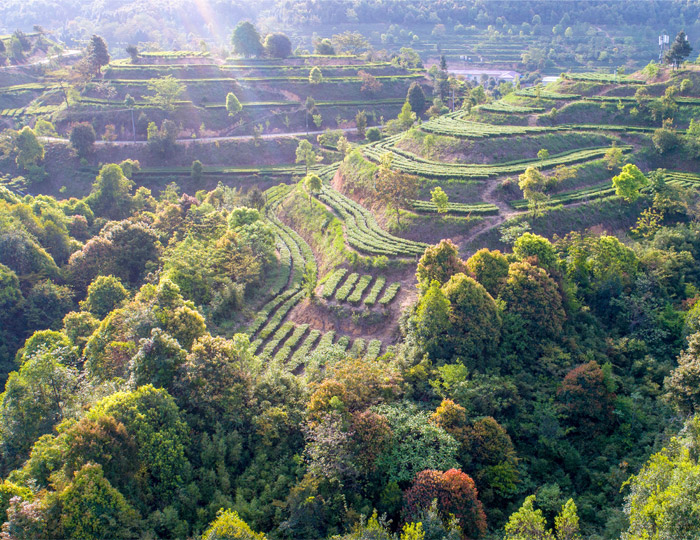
[664,31,692,69]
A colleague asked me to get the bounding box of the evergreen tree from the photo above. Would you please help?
[407,82,427,115]
[664,30,692,69]
[86,34,109,74]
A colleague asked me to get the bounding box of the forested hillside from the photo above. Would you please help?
[2,2,700,540]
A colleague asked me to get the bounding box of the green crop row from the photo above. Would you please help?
[411,199,499,215]
[246,287,299,337]
[316,330,336,350]
[273,323,310,364]
[246,183,312,341]
[321,268,348,298]
[420,117,559,138]
[318,186,428,256]
[364,339,382,360]
[515,88,581,99]
[107,73,422,85]
[336,335,350,352]
[379,282,401,305]
[1,104,62,117]
[364,140,631,181]
[419,117,655,140]
[0,82,56,94]
[583,95,700,106]
[509,171,700,210]
[268,215,310,288]
[136,163,314,178]
[264,184,294,208]
[140,51,210,57]
[335,273,360,301]
[347,274,373,304]
[364,276,387,306]
[561,72,643,84]
[264,235,292,300]
[287,328,322,372]
[476,102,546,113]
[257,290,305,342]
[224,61,392,69]
[349,338,366,357]
[510,181,615,209]
[0,108,24,117]
[259,322,295,358]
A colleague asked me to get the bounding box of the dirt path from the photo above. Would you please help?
[452,176,527,255]
[0,50,81,71]
[41,126,365,147]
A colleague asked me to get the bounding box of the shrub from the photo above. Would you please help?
[366,127,381,142]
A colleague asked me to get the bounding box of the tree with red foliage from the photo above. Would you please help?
[556,361,615,434]
[404,469,487,539]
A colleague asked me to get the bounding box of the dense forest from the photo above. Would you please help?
[2,1,700,539]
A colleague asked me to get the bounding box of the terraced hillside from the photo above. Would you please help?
[5,51,700,375]
[1,51,429,139]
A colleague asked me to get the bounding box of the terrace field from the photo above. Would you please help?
[3,14,700,538]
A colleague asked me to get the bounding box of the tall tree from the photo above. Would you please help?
[404,469,487,539]
[314,38,335,55]
[264,33,292,58]
[69,123,96,157]
[202,509,267,540]
[430,186,449,215]
[295,139,317,174]
[304,173,322,202]
[125,44,138,63]
[518,166,549,217]
[232,21,263,58]
[355,110,367,138]
[331,31,370,55]
[86,35,109,75]
[375,154,419,226]
[612,163,648,202]
[665,332,700,414]
[416,239,467,289]
[407,82,427,115]
[13,127,44,170]
[58,463,139,539]
[664,30,692,69]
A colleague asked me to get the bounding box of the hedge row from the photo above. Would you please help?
[335,272,360,302]
[363,277,387,306]
[411,199,499,215]
[364,139,631,181]
[321,268,348,298]
[318,186,428,256]
[379,282,401,305]
[273,323,310,364]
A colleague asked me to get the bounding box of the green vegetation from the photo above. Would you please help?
[5,5,700,540]
[335,272,359,301]
[365,139,630,180]
[378,282,401,305]
[363,276,387,306]
[317,186,428,257]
